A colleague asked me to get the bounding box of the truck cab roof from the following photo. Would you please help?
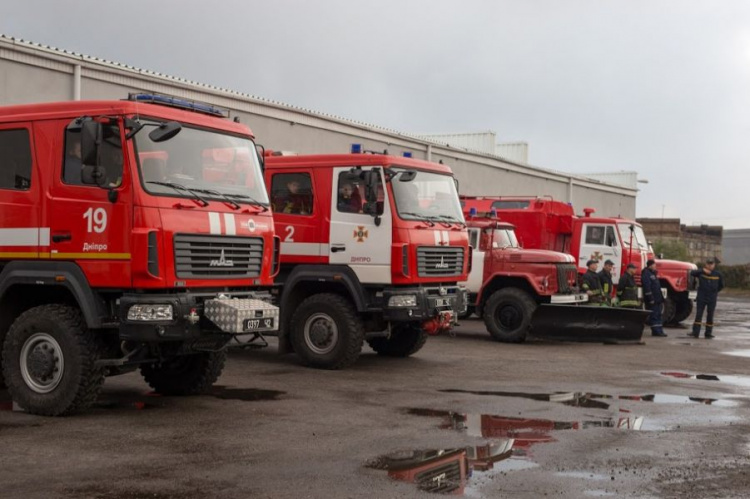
[264,153,455,175]
[0,100,253,138]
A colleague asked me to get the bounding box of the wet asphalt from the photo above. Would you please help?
[2,296,750,498]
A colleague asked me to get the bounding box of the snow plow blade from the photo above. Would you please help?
[530,305,649,343]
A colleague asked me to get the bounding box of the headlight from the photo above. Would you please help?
[127,304,174,321]
[388,295,418,307]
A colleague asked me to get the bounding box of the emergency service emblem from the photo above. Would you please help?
[590,251,603,262]
[353,226,369,243]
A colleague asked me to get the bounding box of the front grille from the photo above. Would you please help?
[174,234,264,279]
[556,264,578,293]
[415,459,462,493]
[417,246,464,277]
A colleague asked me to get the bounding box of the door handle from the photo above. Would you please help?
[52,233,72,243]
[331,244,346,253]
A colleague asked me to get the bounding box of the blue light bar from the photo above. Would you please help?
[127,93,228,117]
[351,143,362,154]
[490,208,498,217]
[403,152,413,158]
[469,207,477,217]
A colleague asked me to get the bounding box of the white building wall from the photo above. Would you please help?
[0,35,638,218]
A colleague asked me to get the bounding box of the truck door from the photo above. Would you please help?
[269,170,324,263]
[48,120,133,286]
[579,223,621,284]
[465,227,485,295]
[328,167,392,284]
[0,125,41,257]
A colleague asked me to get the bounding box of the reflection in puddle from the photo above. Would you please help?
[557,471,610,481]
[439,389,737,408]
[203,386,285,402]
[367,448,470,494]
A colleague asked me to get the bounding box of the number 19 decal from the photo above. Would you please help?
[84,207,108,233]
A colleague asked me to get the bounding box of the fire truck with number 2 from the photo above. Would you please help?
[263,146,469,370]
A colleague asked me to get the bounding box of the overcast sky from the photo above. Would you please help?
[2,1,749,227]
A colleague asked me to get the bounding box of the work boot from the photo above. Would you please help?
[687,332,699,338]
[705,333,715,339]
[651,330,668,337]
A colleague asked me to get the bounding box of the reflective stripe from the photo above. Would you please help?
[208,212,221,234]
[223,213,236,235]
[0,227,51,247]
[280,242,329,256]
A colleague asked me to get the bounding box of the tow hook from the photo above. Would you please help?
[421,311,453,336]
[187,308,200,325]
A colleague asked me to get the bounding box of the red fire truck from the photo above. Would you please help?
[0,95,279,415]
[264,148,468,369]
[464,215,586,342]
[462,196,697,324]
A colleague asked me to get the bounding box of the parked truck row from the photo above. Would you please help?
[0,95,697,416]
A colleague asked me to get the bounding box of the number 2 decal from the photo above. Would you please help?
[284,225,295,242]
[83,207,108,233]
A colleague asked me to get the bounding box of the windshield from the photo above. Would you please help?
[390,169,464,223]
[481,228,519,249]
[618,223,648,249]
[134,122,269,205]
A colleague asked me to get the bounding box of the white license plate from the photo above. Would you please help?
[435,298,451,307]
[243,318,274,331]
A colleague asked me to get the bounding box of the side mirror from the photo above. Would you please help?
[148,121,182,143]
[81,164,107,187]
[256,143,265,172]
[81,120,102,166]
[364,169,379,203]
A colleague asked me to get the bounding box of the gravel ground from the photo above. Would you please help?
[2,296,750,498]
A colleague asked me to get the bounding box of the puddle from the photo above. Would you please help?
[723,349,750,358]
[584,490,616,497]
[203,386,285,401]
[660,371,750,388]
[366,448,469,494]
[440,389,737,408]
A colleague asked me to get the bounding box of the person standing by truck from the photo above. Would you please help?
[617,263,640,308]
[582,259,605,305]
[599,259,615,306]
[689,258,724,339]
[642,259,666,337]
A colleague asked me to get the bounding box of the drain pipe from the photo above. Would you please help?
[72,64,81,101]
[426,143,432,162]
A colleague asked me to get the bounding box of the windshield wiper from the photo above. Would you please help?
[146,181,209,207]
[223,192,269,212]
[191,188,241,210]
[435,216,466,228]
[399,212,436,227]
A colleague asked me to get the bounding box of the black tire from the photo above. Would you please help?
[663,297,676,325]
[289,293,364,370]
[672,296,693,324]
[1,304,105,416]
[367,323,428,357]
[141,350,226,395]
[483,288,537,343]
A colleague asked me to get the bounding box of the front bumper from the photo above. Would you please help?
[381,285,467,323]
[119,292,279,344]
[550,293,588,304]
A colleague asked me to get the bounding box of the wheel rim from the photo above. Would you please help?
[303,313,339,355]
[20,332,64,394]
[496,304,523,332]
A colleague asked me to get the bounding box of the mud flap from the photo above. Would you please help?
[530,305,650,343]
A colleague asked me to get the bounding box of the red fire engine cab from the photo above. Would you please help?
[461,196,697,323]
[0,95,279,415]
[463,214,584,342]
[264,147,469,370]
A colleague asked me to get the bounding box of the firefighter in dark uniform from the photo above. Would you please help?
[599,259,615,306]
[689,258,724,339]
[582,259,605,305]
[617,263,640,308]
[642,259,666,337]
